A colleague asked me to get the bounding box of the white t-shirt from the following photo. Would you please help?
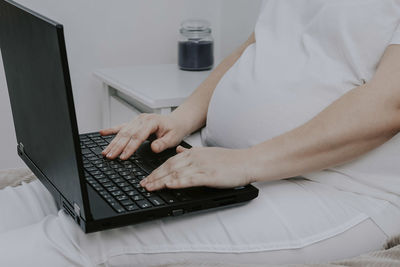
[202,0,400,235]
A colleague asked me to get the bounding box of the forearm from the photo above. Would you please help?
[245,84,400,183]
[171,33,256,135]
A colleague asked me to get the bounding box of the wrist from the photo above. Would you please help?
[240,147,262,184]
[169,108,205,137]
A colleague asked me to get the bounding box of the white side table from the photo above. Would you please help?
[94,64,211,128]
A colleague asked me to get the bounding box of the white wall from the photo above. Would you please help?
[0,0,261,169]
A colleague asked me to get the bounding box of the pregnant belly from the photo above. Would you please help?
[203,83,336,149]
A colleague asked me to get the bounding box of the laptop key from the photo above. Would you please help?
[111,190,123,196]
[148,196,165,206]
[126,190,139,197]
[136,199,152,209]
[91,170,101,176]
[90,147,103,155]
[96,163,107,168]
[122,186,134,192]
[85,167,97,172]
[104,171,115,176]
[100,167,112,172]
[98,178,109,184]
[143,192,155,198]
[158,191,177,204]
[102,182,113,188]
[113,178,123,183]
[125,175,135,180]
[131,195,144,201]
[81,148,91,155]
[121,199,134,206]
[116,195,128,201]
[94,174,105,179]
[109,174,120,179]
[131,182,139,188]
[106,186,118,192]
[117,182,128,187]
[94,185,103,192]
[88,133,101,138]
[126,204,139,211]
[110,164,120,169]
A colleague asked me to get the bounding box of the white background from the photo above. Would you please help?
[0,0,262,169]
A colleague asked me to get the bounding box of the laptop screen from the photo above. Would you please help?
[0,0,89,219]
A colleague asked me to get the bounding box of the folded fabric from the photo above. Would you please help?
[0,168,36,189]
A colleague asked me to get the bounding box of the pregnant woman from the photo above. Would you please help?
[1,1,400,266]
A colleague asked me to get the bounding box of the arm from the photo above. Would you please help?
[247,44,400,183]
[101,33,255,159]
[141,45,400,190]
[170,32,255,136]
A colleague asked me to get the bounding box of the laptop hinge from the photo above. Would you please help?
[74,202,81,216]
[17,142,24,155]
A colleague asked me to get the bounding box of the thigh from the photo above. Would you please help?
[99,219,387,266]
[0,212,94,267]
[0,180,58,234]
[0,180,389,267]
[72,180,390,266]
[0,215,386,267]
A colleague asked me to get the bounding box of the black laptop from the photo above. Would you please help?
[0,0,258,233]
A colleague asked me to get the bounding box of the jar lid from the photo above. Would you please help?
[180,19,211,35]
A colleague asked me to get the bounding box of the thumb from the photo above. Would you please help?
[176,145,188,153]
[151,133,178,153]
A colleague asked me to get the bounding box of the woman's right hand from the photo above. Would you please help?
[100,113,190,160]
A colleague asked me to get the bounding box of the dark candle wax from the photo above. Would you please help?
[178,41,213,71]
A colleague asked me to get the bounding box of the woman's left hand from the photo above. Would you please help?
[140,146,253,191]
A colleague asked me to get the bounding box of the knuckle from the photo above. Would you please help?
[146,113,156,120]
[138,113,151,121]
[131,132,141,140]
[171,170,179,179]
[119,131,131,138]
[188,176,195,186]
[164,160,172,171]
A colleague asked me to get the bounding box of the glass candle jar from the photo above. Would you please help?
[178,19,214,71]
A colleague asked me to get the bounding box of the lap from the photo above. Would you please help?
[0,180,57,234]
[0,178,390,266]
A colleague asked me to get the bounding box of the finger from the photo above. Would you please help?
[119,121,159,159]
[102,135,119,156]
[146,173,201,191]
[141,152,189,186]
[99,124,124,136]
[119,138,141,160]
[151,132,179,153]
[176,145,187,153]
[105,118,157,158]
[102,133,123,156]
[106,136,131,159]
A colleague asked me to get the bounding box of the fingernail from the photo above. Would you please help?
[107,152,112,158]
[153,142,159,151]
[146,183,153,189]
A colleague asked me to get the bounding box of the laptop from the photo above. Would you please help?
[0,0,258,233]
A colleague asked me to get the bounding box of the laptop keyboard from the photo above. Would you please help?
[80,132,191,214]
